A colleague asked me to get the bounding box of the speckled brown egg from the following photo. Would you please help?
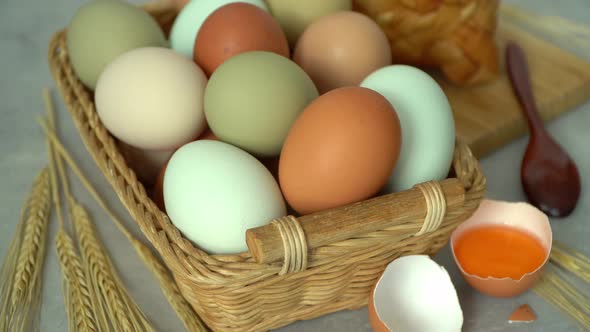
[193,2,289,76]
[278,86,402,215]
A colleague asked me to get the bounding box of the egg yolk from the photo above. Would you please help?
[453,225,546,280]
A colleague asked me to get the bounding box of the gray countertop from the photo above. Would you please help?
[1,0,589,331]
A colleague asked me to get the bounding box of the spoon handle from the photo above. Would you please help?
[505,42,544,135]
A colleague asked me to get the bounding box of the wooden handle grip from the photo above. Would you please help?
[246,179,466,264]
[505,41,544,134]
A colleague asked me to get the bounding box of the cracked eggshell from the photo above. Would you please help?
[450,199,552,298]
[369,255,463,332]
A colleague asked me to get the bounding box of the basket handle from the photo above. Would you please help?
[246,178,465,271]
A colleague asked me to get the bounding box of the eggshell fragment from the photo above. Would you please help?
[508,304,537,323]
[450,199,553,298]
[369,255,463,332]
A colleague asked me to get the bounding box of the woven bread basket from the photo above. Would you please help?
[47,3,486,331]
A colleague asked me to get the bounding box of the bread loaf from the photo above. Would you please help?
[353,0,500,85]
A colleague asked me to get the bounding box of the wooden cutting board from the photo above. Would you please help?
[436,21,590,158]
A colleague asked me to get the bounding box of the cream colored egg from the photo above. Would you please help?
[95,47,207,150]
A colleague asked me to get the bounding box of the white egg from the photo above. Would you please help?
[373,255,463,332]
[360,65,455,193]
[163,140,286,254]
[169,0,269,58]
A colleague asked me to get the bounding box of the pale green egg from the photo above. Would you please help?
[204,51,319,157]
[163,140,286,254]
[361,65,456,193]
[66,0,167,90]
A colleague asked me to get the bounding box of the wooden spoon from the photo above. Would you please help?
[505,41,581,218]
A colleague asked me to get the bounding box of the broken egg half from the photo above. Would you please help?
[450,199,553,298]
[368,255,464,332]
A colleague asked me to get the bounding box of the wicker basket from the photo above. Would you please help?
[47,4,486,331]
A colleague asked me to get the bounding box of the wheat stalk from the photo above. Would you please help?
[500,4,590,55]
[3,167,51,332]
[0,205,26,332]
[55,229,101,332]
[550,241,590,285]
[534,269,590,329]
[39,90,207,331]
[0,168,48,332]
[70,199,155,332]
[43,88,108,332]
[41,88,157,331]
[50,150,106,332]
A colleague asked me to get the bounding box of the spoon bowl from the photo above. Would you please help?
[505,41,581,218]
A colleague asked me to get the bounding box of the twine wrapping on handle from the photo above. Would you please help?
[414,181,447,236]
[272,216,308,275]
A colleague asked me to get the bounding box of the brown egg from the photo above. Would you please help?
[197,127,218,140]
[152,160,169,213]
[118,141,174,187]
[259,156,280,181]
[293,11,391,93]
[278,86,401,215]
[193,2,289,76]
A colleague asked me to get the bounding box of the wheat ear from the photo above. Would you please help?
[0,168,49,332]
[7,167,51,332]
[44,89,107,332]
[42,88,155,331]
[55,229,101,332]
[0,204,26,332]
[38,95,206,331]
[70,198,155,332]
[50,146,104,332]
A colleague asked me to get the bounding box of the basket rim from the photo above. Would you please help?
[47,23,486,285]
